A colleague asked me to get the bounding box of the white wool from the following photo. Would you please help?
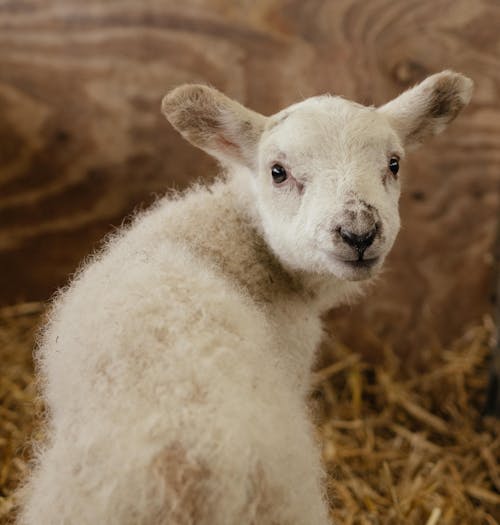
[18,71,472,525]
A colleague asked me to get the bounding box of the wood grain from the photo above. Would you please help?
[0,0,498,359]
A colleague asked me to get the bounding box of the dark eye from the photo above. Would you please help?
[389,156,399,177]
[271,164,288,184]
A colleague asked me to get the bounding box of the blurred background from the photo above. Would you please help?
[0,0,498,363]
[1,2,500,523]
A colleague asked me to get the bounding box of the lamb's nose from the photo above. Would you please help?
[339,226,377,255]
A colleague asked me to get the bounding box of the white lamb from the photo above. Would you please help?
[18,70,472,525]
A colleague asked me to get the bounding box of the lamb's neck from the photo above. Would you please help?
[162,170,363,315]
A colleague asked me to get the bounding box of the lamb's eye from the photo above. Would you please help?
[271,164,288,184]
[389,156,399,176]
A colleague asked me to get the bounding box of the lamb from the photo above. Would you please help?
[17,70,472,525]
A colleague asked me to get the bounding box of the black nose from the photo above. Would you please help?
[339,226,377,255]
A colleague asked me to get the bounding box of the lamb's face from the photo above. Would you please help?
[254,98,403,281]
[162,71,472,282]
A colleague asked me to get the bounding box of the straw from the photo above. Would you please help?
[1,304,498,524]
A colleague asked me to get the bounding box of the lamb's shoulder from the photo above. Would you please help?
[38,193,275,398]
[42,246,279,415]
[42,179,252,343]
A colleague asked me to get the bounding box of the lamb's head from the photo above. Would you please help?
[162,71,472,282]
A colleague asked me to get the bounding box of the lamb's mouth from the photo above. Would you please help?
[340,257,379,269]
[322,247,383,279]
[325,250,380,268]
[324,252,381,280]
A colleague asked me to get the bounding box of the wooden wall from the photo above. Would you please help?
[0,0,498,359]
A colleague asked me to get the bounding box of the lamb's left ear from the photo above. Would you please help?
[162,84,267,169]
[378,70,473,149]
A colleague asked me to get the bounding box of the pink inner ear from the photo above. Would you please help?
[215,135,241,156]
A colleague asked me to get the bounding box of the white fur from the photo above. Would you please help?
[18,71,472,525]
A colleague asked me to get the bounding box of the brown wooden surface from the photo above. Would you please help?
[0,0,499,360]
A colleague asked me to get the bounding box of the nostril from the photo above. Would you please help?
[363,227,377,246]
[338,226,378,253]
[338,228,358,246]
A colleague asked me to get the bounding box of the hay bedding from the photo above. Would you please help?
[0,303,43,523]
[0,304,498,525]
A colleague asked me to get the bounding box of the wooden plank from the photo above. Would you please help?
[0,0,498,357]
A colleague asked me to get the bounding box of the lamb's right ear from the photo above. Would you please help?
[378,70,473,149]
[162,84,267,169]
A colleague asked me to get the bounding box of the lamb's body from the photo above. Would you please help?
[21,176,358,525]
[18,72,472,525]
